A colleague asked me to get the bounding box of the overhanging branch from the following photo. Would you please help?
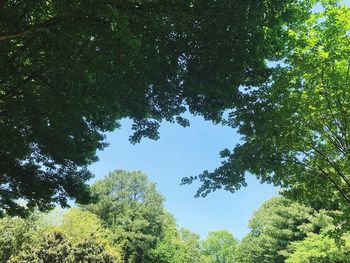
[0,16,109,42]
[0,19,60,41]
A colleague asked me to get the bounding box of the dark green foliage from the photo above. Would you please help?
[0,0,310,216]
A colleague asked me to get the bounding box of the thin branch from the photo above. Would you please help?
[316,164,350,204]
[0,16,109,42]
[320,64,346,136]
[309,117,346,156]
[280,151,350,205]
[311,145,350,192]
[0,19,60,41]
[0,67,44,101]
[346,62,350,86]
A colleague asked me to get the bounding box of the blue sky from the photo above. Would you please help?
[89,115,276,240]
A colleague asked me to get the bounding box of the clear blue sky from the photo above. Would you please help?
[89,115,276,240]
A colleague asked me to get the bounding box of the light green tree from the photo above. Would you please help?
[188,1,350,218]
[202,230,237,263]
[285,209,350,262]
[84,170,166,262]
[285,233,350,263]
[0,208,122,262]
[234,197,313,263]
[9,230,122,263]
[0,216,34,263]
[60,208,114,244]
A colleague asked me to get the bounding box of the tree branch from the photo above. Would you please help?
[0,16,109,42]
[0,19,60,41]
[316,164,350,204]
[311,145,350,193]
[0,0,5,8]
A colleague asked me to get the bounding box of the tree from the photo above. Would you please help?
[0,207,122,262]
[234,197,313,263]
[0,215,43,263]
[59,208,116,246]
[187,1,350,212]
[202,230,237,263]
[9,230,122,263]
[176,228,207,263]
[84,170,165,262]
[150,213,200,263]
[285,233,350,263]
[153,225,208,263]
[285,209,350,262]
[0,0,310,216]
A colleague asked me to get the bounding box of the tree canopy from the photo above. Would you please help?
[2,170,350,263]
[0,208,122,263]
[202,230,237,263]
[235,196,350,263]
[0,0,311,216]
[0,170,223,263]
[150,214,207,263]
[9,231,121,263]
[186,1,350,214]
[234,197,313,263]
[285,233,350,263]
[84,170,166,262]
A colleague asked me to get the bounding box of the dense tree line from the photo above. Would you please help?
[1,170,349,262]
[0,170,238,263]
